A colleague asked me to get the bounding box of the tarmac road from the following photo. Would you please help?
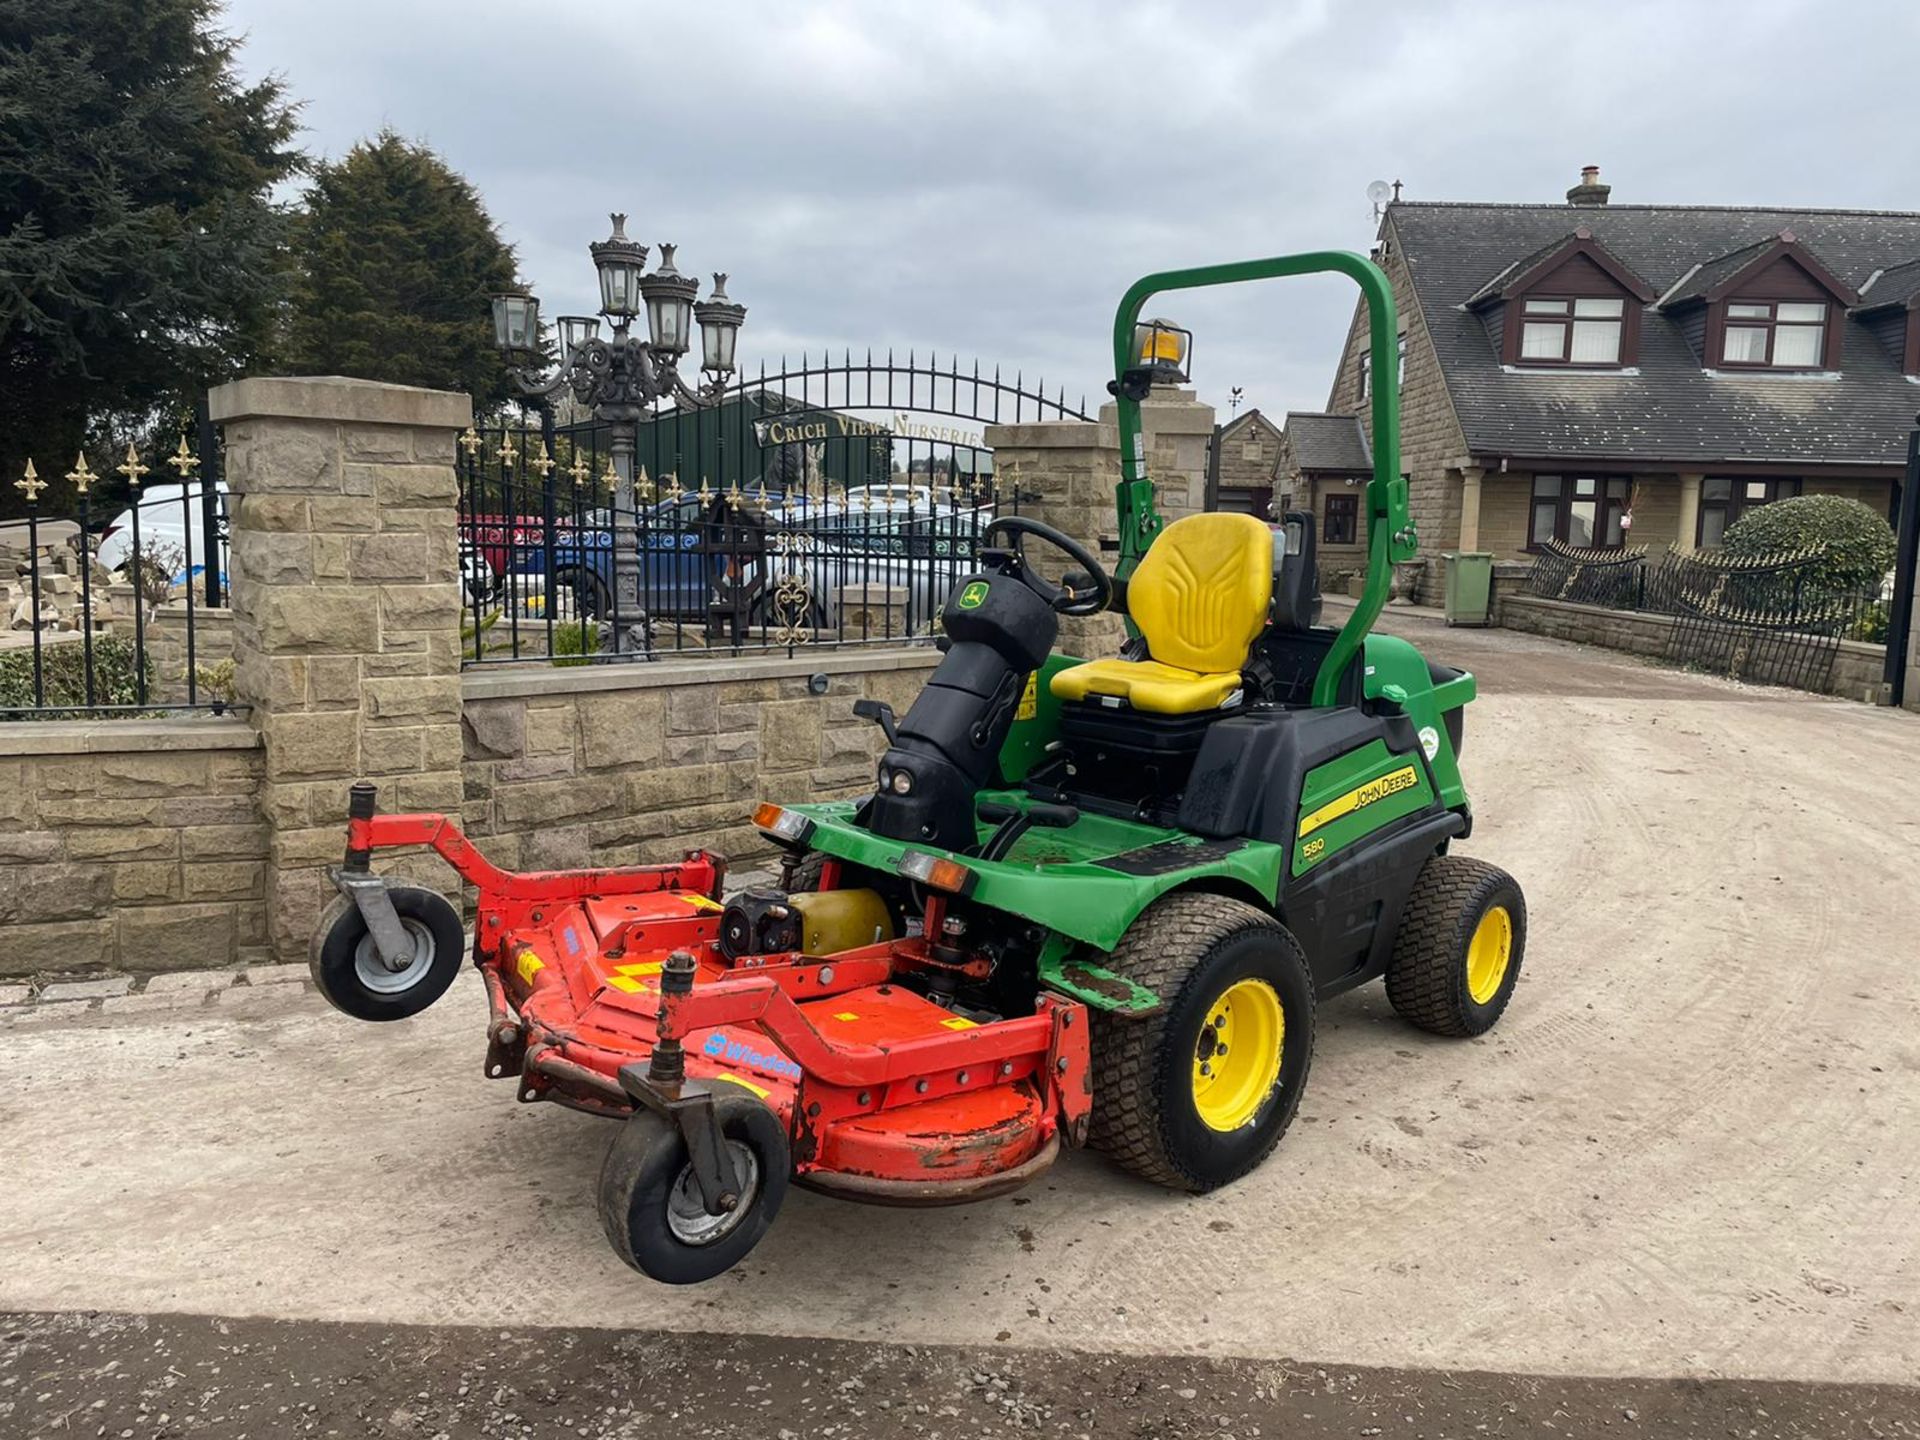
[2,611,1917,1425]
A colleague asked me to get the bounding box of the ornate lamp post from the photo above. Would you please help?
[490,214,746,651]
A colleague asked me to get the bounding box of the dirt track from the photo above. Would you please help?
[2,613,1917,1398]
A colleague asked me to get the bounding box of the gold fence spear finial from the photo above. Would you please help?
[14,458,46,502]
[168,436,199,477]
[117,443,148,488]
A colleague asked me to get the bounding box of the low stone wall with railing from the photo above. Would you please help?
[1499,594,1889,701]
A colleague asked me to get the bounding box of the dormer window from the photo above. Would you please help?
[1722,301,1828,368]
[1519,296,1625,365]
[1465,228,1654,370]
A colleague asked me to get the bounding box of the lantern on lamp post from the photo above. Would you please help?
[489,214,747,655]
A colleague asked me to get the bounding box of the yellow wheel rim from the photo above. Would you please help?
[1191,978,1284,1132]
[1466,905,1513,1005]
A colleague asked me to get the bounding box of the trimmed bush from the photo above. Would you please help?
[1722,494,1896,592]
[0,634,152,718]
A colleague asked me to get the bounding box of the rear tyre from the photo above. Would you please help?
[1089,892,1314,1193]
[309,886,465,1022]
[597,1094,790,1284]
[1385,855,1527,1037]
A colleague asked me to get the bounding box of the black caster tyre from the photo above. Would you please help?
[597,1093,791,1284]
[1089,892,1315,1193]
[1385,855,1527,1038]
[308,885,465,1022]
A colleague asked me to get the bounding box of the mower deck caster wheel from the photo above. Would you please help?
[309,885,465,1022]
[597,1094,790,1285]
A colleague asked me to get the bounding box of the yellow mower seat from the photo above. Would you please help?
[1050,511,1273,716]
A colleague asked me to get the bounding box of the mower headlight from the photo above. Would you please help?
[753,803,815,846]
[889,769,914,795]
[899,849,975,896]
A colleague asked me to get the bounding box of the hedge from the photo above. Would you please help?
[1722,494,1896,592]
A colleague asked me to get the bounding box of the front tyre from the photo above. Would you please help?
[1385,855,1527,1037]
[1089,893,1315,1193]
[597,1094,791,1285]
[308,886,464,1022]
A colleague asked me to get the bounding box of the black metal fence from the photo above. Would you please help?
[2,414,232,719]
[1524,539,1892,691]
[460,354,1090,665]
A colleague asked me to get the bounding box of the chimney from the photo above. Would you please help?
[1566,165,1611,207]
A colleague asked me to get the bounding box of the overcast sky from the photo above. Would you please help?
[222,0,1919,427]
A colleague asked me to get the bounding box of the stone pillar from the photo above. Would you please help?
[984,418,1128,654]
[1097,387,1217,522]
[210,377,472,960]
[1457,465,1486,552]
[1675,473,1704,553]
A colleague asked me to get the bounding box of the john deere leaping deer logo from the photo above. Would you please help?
[958,581,989,610]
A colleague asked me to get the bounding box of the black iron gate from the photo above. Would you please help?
[458,352,1093,665]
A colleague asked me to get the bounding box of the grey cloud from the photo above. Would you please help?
[224,0,1920,422]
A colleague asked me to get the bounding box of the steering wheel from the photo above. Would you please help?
[980,516,1113,618]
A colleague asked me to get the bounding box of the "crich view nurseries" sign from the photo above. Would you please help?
[753,411,984,448]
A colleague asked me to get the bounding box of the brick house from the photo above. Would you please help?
[1278,411,1372,578]
[1210,407,1285,518]
[1307,168,1920,593]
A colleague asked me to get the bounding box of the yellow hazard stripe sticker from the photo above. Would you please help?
[715,1071,770,1099]
[604,974,646,993]
[1297,764,1421,838]
[679,894,724,912]
[616,961,664,977]
[940,1016,977,1030]
[516,951,544,985]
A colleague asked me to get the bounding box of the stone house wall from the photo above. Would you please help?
[0,720,266,976]
[1215,413,1283,514]
[1325,226,1471,601]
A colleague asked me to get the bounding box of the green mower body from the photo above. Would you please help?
[775,250,1490,1019]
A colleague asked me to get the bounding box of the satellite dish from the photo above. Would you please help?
[1366,180,1392,205]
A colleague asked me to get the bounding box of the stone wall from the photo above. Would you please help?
[0,719,266,977]
[1500,594,1888,700]
[459,650,939,874]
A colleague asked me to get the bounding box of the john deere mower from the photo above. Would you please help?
[312,251,1526,1283]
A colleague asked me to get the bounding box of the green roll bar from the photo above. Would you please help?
[1109,252,1416,707]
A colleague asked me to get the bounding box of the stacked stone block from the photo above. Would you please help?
[210,377,471,960]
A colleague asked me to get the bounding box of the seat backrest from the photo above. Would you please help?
[1128,512,1274,674]
[1271,509,1320,631]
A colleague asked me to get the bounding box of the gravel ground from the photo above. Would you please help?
[2,611,1916,1402]
[6,1310,1918,1440]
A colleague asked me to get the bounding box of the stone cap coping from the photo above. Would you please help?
[983,421,1117,450]
[210,376,473,431]
[461,645,942,702]
[0,716,261,758]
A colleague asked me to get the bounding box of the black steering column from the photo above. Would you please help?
[858,518,1110,851]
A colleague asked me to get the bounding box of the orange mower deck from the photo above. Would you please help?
[358,806,1092,1199]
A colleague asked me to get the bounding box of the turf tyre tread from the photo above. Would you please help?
[1385,855,1526,1037]
[1088,892,1313,1193]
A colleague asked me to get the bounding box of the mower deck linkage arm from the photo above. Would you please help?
[1109,250,1417,706]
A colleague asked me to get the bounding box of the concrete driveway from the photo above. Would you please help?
[3,613,1917,1392]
